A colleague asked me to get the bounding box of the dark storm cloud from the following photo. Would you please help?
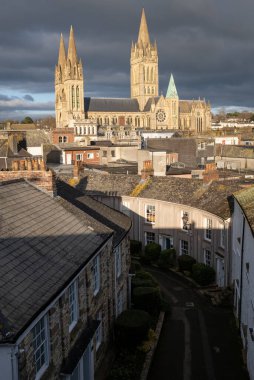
[1,0,254,119]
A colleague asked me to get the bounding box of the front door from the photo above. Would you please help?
[216,257,225,287]
[66,153,72,165]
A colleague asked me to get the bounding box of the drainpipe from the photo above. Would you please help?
[238,214,245,328]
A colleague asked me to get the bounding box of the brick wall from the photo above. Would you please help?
[52,128,75,144]
[0,159,56,196]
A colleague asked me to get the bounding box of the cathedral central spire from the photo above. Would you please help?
[138,8,150,46]
[67,26,78,65]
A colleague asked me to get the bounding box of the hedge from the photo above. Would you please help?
[177,254,196,272]
[192,263,216,286]
[144,242,161,262]
[132,271,158,289]
[132,286,161,315]
[114,309,151,346]
[130,240,142,256]
[158,248,176,269]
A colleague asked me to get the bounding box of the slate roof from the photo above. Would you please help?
[75,172,251,219]
[7,124,37,131]
[59,144,100,151]
[76,172,141,196]
[26,130,50,147]
[0,179,121,341]
[56,180,131,247]
[216,144,254,158]
[138,177,246,219]
[85,97,140,113]
[234,186,254,235]
[143,97,160,112]
[147,138,198,167]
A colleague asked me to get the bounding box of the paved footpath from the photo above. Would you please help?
[147,268,249,380]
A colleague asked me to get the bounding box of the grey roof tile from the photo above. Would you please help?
[0,180,115,341]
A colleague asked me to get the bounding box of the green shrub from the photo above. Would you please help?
[132,286,161,315]
[192,263,216,286]
[130,240,142,256]
[132,271,158,289]
[177,254,196,272]
[158,248,176,269]
[108,350,145,380]
[115,309,151,346]
[144,242,161,262]
[130,260,142,273]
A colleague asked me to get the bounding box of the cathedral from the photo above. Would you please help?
[55,9,211,133]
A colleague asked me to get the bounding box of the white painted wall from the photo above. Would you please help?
[0,346,17,380]
[27,146,43,156]
[95,195,230,287]
[232,200,254,380]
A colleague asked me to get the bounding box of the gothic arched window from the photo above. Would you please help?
[72,86,75,109]
[76,86,80,109]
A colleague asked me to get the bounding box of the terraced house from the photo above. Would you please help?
[75,171,253,288]
[232,186,254,380]
[0,162,131,380]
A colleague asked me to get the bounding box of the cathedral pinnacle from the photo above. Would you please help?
[58,33,66,67]
[137,8,150,46]
[166,74,178,99]
[67,26,78,65]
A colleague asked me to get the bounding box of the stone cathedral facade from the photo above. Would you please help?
[55,9,211,133]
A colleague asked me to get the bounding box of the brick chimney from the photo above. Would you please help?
[203,162,219,184]
[141,160,154,180]
[0,158,56,196]
[73,161,83,179]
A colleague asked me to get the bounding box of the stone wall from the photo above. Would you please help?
[17,235,131,379]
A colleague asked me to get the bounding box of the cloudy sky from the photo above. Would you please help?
[1,0,254,120]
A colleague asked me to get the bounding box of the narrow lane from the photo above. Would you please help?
[147,268,249,380]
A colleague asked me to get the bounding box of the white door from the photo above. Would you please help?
[66,153,72,165]
[216,257,225,287]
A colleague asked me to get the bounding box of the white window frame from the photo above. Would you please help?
[204,249,212,266]
[180,240,189,255]
[32,315,50,379]
[204,218,212,241]
[95,312,102,350]
[87,152,94,159]
[76,153,83,161]
[145,204,155,224]
[69,281,79,332]
[115,246,122,278]
[145,231,155,245]
[220,224,225,248]
[92,255,100,296]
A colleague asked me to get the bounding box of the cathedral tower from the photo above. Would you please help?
[130,9,159,111]
[55,27,84,128]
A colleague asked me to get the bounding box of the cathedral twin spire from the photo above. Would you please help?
[55,26,84,127]
[57,26,80,72]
